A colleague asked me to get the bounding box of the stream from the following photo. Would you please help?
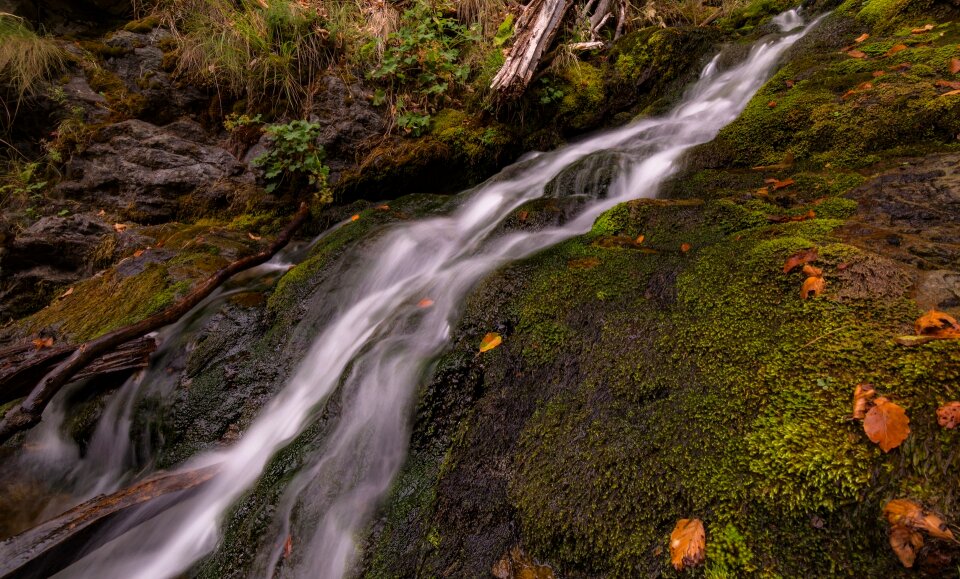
[7,10,820,578]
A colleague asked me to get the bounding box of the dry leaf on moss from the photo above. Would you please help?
[669,518,705,571]
[864,398,910,452]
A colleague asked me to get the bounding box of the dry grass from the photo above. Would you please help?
[0,13,65,119]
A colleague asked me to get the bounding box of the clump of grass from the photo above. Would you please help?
[0,13,65,118]
[160,0,336,112]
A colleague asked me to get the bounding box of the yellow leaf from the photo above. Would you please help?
[669,518,706,571]
[479,332,502,353]
[800,276,826,299]
[864,397,910,452]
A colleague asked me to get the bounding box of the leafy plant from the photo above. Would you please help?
[368,0,479,134]
[0,160,47,212]
[253,120,331,203]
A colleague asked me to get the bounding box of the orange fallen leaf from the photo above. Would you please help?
[951,58,960,75]
[670,518,706,571]
[848,49,867,58]
[133,249,144,257]
[800,276,826,299]
[889,62,912,72]
[940,89,960,97]
[97,209,106,217]
[248,232,262,241]
[376,204,390,211]
[842,89,857,100]
[801,264,823,277]
[911,23,935,33]
[858,81,874,90]
[785,79,795,88]
[756,186,769,197]
[852,383,876,420]
[32,337,54,350]
[479,332,503,353]
[885,44,908,57]
[114,223,127,233]
[884,498,955,541]
[935,79,960,90]
[680,243,692,253]
[783,248,818,273]
[518,210,529,223]
[872,70,887,78]
[635,235,645,244]
[889,525,924,568]
[283,535,293,559]
[492,546,554,579]
[915,309,960,337]
[569,256,601,269]
[350,214,360,222]
[769,210,815,223]
[937,402,960,429]
[58,287,74,299]
[855,33,870,43]
[768,100,777,108]
[417,298,434,308]
[864,397,910,452]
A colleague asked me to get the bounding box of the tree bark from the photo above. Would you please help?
[0,337,157,405]
[0,202,310,445]
[0,465,219,579]
[490,0,574,98]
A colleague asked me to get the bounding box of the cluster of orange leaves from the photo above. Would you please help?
[883,499,957,568]
[782,247,825,299]
[851,383,910,452]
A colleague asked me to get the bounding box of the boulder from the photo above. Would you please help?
[55,118,256,223]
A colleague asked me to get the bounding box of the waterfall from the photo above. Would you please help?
[48,10,820,578]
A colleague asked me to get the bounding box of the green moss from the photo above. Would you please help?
[77,40,131,59]
[123,16,161,33]
[555,62,605,131]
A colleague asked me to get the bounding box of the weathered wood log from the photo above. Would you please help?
[0,465,219,579]
[0,337,157,405]
[490,0,574,98]
[0,202,310,445]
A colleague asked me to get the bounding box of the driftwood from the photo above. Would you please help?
[0,465,219,579]
[0,337,157,405]
[490,0,574,97]
[0,202,310,445]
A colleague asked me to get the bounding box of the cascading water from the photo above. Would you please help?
[40,10,820,578]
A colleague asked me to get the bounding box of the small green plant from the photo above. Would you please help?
[368,0,479,135]
[223,113,263,132]
[253,120,331,203]
[538,77,565,105]
[0,161,47,212]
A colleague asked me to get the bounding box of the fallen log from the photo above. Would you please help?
[0,202,310,445]
[490,0,574,98]
[0,465,219,579]
[0,336,157,405]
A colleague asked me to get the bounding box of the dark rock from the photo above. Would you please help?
[0,214,113,323]
[55,118,256,223]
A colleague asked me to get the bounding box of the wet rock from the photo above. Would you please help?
[55,118,256,223]
[0,214,113,323]
[543,150,627,200]
[308,74,387,183]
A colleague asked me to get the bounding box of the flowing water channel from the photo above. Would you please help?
[5,10,821,578]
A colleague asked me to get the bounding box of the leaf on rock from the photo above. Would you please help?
[885,44,908,57]
[940,89,960,97]
[801,264,823,278]
[855,33,870,43]
[852,383,876,420]
[283,535,293,559]
[670,518,706,571]
[376,204,390,211]
[518,210,529,223]
[951,58,960,75]
[915,310,960,338]
[247,232,262,241]
[848,49,867,58]
[417,298,434,308]
[350,214,360,222]
[568,257,601,270]
[936,402,960,429]
[635,235,645,245]
[889,525,924,568]
[911,23,935,33]
[114,223,127,233]
[884,498,955,541]
[58,287,74,299]
[864,397,910,452]
[872,70,887,78]
[680,243,692,253]
[492,546,555,579]
[768,210,815,223]
[800,276,826,299]
[479,332,503,353]
[783,248,818,273]
[32,337,54,350]
[935,79,960,90]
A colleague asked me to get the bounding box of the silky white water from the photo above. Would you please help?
[49,11,820,578]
